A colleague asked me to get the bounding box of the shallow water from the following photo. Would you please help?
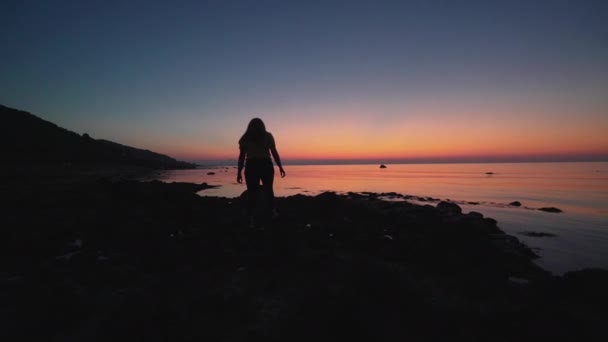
[152,162,608,274]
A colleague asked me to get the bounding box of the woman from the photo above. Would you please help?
[237,118,286,223]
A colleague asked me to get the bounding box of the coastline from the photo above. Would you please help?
[159,162,608,274]
[2,173,607,340]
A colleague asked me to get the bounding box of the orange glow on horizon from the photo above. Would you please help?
[170,143,608,162]
[166,131,608,162]
[160,104,608,162]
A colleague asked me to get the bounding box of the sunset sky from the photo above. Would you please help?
[1,0,607,163]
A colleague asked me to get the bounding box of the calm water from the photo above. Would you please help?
[152,162,608,274]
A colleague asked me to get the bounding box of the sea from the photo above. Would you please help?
[150,162,608,275]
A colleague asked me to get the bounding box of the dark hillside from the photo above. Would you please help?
[0,105,195,169]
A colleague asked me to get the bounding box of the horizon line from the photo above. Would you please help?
[188,156,608,166]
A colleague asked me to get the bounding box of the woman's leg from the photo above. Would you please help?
[260,160,275,217]
[244,162,260,217]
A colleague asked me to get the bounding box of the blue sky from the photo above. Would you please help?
[1,0,607,162]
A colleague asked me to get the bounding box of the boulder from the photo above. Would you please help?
[467,211,484,219]
[436,201,462,216]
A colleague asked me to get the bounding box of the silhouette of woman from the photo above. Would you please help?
[237,118,285,224]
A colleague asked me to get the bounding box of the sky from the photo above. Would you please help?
[1,0,607,164]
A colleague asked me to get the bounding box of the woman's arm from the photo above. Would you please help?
[270,146,286,178]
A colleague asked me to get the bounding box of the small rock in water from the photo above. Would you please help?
[485,172,494,175]
[538,207,562,213]
[207,172,216,175]
[510,201,522,207]
[518,231,557,237]
[379,164,387,168]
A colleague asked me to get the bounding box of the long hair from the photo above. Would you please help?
[239,118,267,143]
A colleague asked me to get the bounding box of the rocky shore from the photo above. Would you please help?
[1,174,607,341]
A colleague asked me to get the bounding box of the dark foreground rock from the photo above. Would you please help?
[1,177,606,341]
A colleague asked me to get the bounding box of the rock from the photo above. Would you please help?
[562,268,608,289]
[467,211,484,219]
[491,234,539,259]
[484,217,498,227]
[559,268,608,317]
[510,201,522,207]
[379,192,401,198]
[485,172,494,175]
[207,172,216,175]
[9,173,604,341]
[538,207,562,213]
[518,231,557,237]
[436,201,462,216]
[55,251,81,261]
[379,164,387,168]
[70,239,83,248]
[96,254,110,262]
[509,277,529,285]
[199,182,220,190]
